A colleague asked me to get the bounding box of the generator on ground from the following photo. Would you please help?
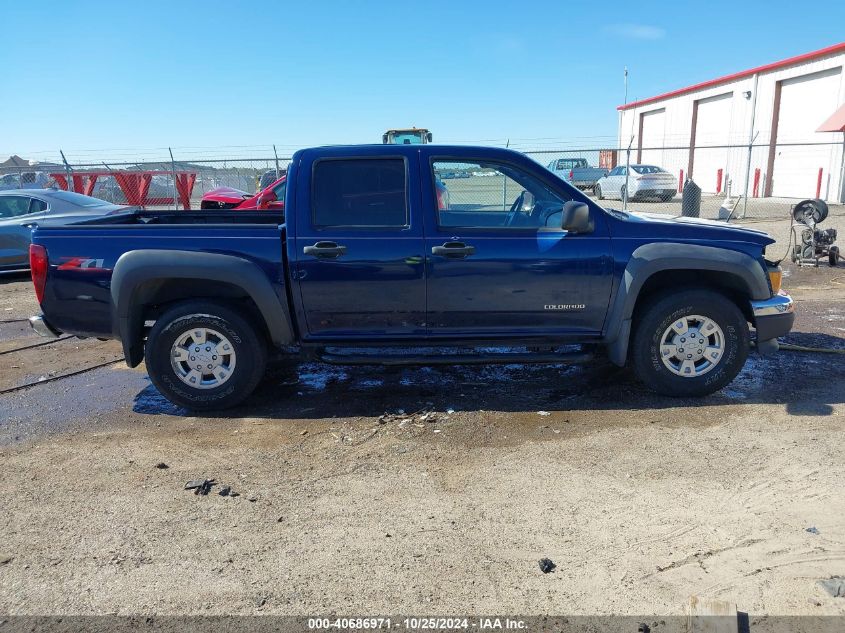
[790,198,840,267]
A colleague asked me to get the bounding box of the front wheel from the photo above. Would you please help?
[595,184,603,200]
[144,301,267,410]
[631,290,749,397]
[830,246,840,267]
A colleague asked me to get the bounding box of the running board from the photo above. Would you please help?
[317,351,594,366]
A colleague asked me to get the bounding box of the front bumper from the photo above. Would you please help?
[751,291,795,342]
[29,314,61,339]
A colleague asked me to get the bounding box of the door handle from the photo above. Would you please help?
[431,241,476,258]
[303,241,347,258]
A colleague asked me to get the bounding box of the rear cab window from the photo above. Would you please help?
[311,158,408,228]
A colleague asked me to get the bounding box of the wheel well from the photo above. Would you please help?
[133,279,271,342]
[632,269,754,324]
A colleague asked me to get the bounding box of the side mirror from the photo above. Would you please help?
[561,201,593,234]
[426,132,433,143]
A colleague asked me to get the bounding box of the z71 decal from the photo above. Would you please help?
[57,257,109,272]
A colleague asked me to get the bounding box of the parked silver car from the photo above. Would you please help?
[0,189,131,272]
[595,164,676,202]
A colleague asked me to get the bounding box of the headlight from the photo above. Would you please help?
[767,266,783,294]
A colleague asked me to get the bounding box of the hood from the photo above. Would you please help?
[622,211,775,246]
[202,186,252,203]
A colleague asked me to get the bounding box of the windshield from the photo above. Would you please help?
[48,190,112,207]
[632,165,667,174]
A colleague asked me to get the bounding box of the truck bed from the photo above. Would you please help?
[31,210,287,342]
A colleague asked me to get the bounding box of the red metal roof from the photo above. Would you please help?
[618,41,845,111]
[817,103,845,132]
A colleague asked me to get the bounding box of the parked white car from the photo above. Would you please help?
[595,164,676,202]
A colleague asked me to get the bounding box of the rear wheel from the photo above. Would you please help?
[631,290,749,397]
[830,246,840,267]
[144,301,267,410]
[620,185,628,202]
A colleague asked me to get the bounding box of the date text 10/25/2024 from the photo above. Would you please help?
[308,618,528,630]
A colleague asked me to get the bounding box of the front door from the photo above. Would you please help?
[294,154,426,340]
[421,155,613,339]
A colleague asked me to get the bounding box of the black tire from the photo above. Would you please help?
[631,290,749,397]
[830,246,840,267]
[144,301,267,411]
[595,184,603,200]
[620,185,627,202]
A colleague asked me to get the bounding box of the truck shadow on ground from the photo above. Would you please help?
[131,331,845,420]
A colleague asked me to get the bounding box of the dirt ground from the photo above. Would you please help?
[1,215,844,617]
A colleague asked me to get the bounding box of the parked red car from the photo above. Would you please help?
[200,176,286,210]
[200,172,450,211]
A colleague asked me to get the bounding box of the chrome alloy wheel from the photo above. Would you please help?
[659,315,725,378]
[170,327,237,389]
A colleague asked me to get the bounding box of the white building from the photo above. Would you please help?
[617,42,845,202]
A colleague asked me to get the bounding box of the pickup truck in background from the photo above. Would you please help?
[29,144,794,410]
[546,157,607,191]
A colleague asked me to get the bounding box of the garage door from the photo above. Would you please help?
[639,108,666,166]
[692,92,733,193]
[772,67,842,198]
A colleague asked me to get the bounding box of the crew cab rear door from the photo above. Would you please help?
[421,149,613,338]
[292,149,426,339]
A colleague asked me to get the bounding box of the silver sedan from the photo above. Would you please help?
[0,189,132,272]
[595,164,677,202]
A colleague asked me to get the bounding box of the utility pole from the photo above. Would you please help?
[624,134,634,211]
[624,66,628,105]
[741,73,759,219]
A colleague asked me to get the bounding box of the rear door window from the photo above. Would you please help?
[312,158,407,228]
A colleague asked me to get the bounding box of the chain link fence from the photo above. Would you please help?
[2,142,843,222]
[519,141,845,221]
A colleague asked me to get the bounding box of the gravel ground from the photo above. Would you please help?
[1,216,844,616]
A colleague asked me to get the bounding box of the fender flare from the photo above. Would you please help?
[111,249,294,367]
[604,242,770,366]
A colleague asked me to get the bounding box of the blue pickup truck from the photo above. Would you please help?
[28,144,794,410]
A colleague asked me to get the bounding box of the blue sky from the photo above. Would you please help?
[2,0,845,160]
